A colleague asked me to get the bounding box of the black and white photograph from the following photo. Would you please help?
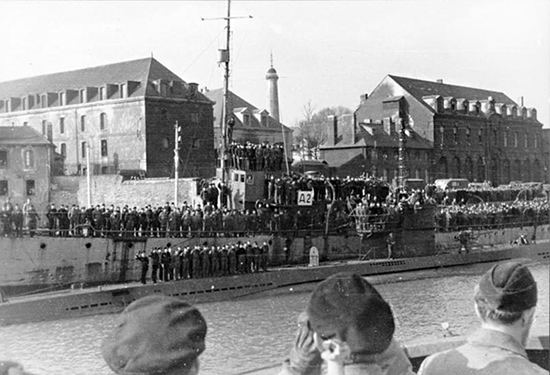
[0,1,548,374]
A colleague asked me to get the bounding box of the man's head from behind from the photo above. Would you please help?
[102,295,207,375]
[306,272,395,356]
[474,261,537,343]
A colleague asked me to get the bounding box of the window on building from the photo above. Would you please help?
[60,92,66,106]
[47,123,53,142]
[261,114,268,127]
[99,87,105,101]
[504,131,508,147]
[161,109,168,122]
[524,133,528,148]
[453,126,458,145]
[162,138,169,149]
[36,94,41,106]
[101,166,109,174]
[466,127,471,145]
[60,143,66,157]
[493,128,498,146]
[534,136,538,149]
[22,97,27,110]
[81,115,86,132]
[439,126,444,145]
[41,95,47,108]
[0,150,7,168]
[42,120,46,135]
[0,180,7,195]
[23,121,28,127]
[243,114,251,126]
[160,82,168,96]
[120,84,126,98]
[60,117,65,134]
[79,89,85,103]
[100,113,107,130]
[82,141,87,158]
[24,150,34,168]
[26,180,35,196]
[191,113,199,124]
[478,129,483,145]
[101,140,108,157]
[514,132,518,147]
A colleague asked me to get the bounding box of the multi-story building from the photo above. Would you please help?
[321,75,547,185]
[204,65,292,157]
[0,57,216,178]
[0,126,54,207]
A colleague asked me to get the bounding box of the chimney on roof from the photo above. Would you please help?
[518,96,524,106]
[436,79,443,84]
[360,93,369,104]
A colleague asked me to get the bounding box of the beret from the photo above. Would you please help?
[307,273,395,355]
[102,295,207,375]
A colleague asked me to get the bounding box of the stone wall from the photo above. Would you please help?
[50,175,201,208]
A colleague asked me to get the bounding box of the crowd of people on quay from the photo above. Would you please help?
[436,198,549,232]
[0,175,547,238]
[135,241,270,285]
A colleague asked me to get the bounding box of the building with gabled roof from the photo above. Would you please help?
[321,75,547,184]
[203,87,292,156]
[0,57,215,179]
[0,125,55,207]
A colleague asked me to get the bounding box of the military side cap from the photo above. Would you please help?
[102,295,207,375]
[476,261,537,312]
[307,272,395,355]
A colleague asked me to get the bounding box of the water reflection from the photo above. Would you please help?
[0,262,547,375]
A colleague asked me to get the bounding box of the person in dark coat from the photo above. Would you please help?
[160,248,172,282]
[149,248,160,284]
[136,250,149,284]
[11,204,23,238]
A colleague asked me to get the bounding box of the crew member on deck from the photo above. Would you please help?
[136,250,149,285]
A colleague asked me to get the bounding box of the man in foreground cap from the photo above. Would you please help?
[102,295,207,375]
[279,272,414,375]
[418,261,547,375]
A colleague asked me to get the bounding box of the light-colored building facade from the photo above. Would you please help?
[0,58,216,179]
[0,126,54,208]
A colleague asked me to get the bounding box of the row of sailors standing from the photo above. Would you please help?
[135,241,270,284]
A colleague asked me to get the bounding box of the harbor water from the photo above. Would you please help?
[0,261,548,375]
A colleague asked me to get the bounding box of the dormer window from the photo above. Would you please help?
[243,113,251,126]
[120,84,126,98]
[261,114,268,127]
[59,92,66,106]
[79,90,85,104]
[99,87,105,101]
[22,97,27,110]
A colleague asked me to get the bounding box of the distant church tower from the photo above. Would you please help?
[265,54,280,122]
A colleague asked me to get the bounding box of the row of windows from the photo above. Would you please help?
[440,126,539,148]
[0,180,36,196]
[365,149,430,162]
[0,83,128,113]
[0,149,35,169]
[40,113,108,137]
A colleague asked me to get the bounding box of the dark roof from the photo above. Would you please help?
[0,57,209,101]
[0,125,53,146]
[203,88,291,132]
[389,75,517,106]
[321,124,432,151]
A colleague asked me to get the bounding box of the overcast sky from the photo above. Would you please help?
[0,0,548,128]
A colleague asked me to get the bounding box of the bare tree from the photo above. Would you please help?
[294,103,352,159]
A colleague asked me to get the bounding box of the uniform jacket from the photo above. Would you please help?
[418,328,548,375]
[279,339,414,375]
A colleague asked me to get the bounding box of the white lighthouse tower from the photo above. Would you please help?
[265,55,280,122]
